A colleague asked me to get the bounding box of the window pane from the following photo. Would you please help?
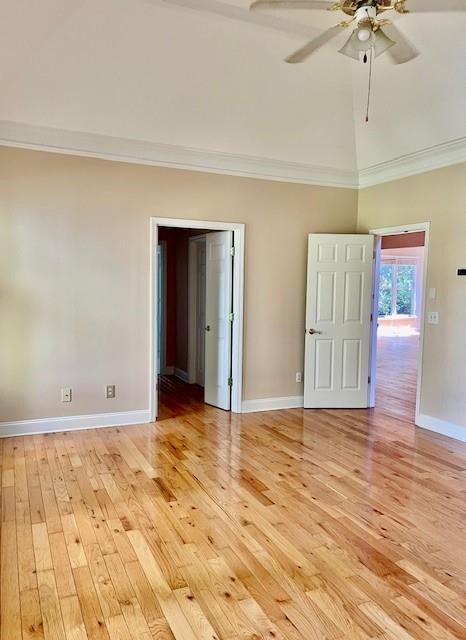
[378,264,393,317]
[396,265,415,315]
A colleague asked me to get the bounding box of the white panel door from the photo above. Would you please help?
[205,231,233,410]
[304,234,374,408]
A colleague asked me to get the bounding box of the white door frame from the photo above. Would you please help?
[188,234,206,385]
[149,217,245,419]
[368,222,430,425]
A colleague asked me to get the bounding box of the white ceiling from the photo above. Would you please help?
[0,0,465,181]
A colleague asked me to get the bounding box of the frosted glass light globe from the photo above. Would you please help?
[357,27,372,42]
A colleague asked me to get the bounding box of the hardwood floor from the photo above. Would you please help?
[2,380,466,640]
[376,334,419,422]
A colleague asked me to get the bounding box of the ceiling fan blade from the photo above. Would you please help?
[383,23,419,64]
[161,0,319,38]
[285,24,345,63]
[401,0,466,12]
[251,0,336,10]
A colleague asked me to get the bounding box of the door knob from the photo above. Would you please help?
[308,328,322,335]
[205,325,211,332]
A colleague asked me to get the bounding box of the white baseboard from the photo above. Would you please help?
[162,365,175,375]
[174,368,189,383]
[242,395,304,414]
[0,410,151,438]
[416,413,466,443]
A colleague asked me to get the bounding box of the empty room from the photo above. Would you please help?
[1,1,465,640]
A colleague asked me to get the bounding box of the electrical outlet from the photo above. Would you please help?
[61,387,72,403]
[106,385,116,399]
[296,372,302,383]
[427,311,439,325]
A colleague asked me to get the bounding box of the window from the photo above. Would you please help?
[378,257,417,318]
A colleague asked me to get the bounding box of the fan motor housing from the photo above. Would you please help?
[355,5,377,21]
[341,0,393,17]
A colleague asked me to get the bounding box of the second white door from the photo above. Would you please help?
[204,231,233,411]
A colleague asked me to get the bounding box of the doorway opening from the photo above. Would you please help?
[369,223,430,423]
[149,218,244,421]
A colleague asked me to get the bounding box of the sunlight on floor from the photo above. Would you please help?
[378,325,420,337]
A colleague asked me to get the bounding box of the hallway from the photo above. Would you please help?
[376,333,419,422]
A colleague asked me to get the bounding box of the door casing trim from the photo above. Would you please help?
[149,217,245,419]
[369,222,431,426]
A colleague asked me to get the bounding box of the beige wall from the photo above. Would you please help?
[358,163,466,430]
[3,146,463,433]
[0,146,358,422]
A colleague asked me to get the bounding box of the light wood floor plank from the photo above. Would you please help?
[1,521,22,640]
[0,368,465,639]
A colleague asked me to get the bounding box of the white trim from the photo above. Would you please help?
[0,120,357,189]
[162,365,175,375]
[1,122,465,190]
[368,234,381,408]
[0,410,151,439]
[230,225,245,414]
[417,414,466,443]
[359,138,466,188]
[174,368,189,383]
[150,221,158,418]
[369,223,429,236]
[150,217,245,419]
[369,222,430,424]
[242,396,304,413]
[2,122,465,190]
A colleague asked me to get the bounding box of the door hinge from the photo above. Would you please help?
[230,246,235,257]
[370,313,373,322]
[229,312,234,322]
[368,376,371,384]
[228,377,233,387]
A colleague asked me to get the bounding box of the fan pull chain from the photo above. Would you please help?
[365,43,374,123]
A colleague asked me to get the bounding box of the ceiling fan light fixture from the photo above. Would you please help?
[339,27,375,60]
[338,31,364,60]
[357,25,372,42]
[373,28,396,57]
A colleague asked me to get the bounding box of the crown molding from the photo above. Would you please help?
[358,137,466,188]
[1,121,464,189]
[0,120,358,189]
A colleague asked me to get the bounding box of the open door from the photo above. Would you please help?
[304,234,374,408]
[204,231,233,410]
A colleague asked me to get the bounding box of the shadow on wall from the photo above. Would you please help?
[0,216,32,421]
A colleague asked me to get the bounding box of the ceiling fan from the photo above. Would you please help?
[249,0,466,65]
